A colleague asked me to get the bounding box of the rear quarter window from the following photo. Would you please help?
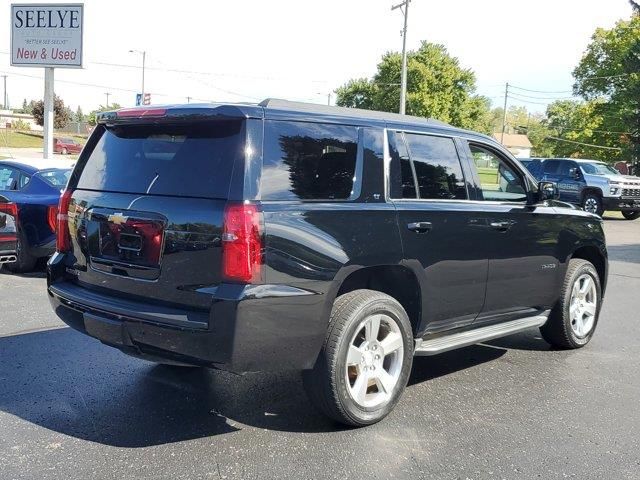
[75,120,245,199]
[38,169,71,188]
[261,121,359,201]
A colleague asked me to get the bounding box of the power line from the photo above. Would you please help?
[0,50,330,84]
[509,84,573,94]
[507,94,553,106]
[505,91,577,101]
[0,69,207,102]
[545,136,622,151]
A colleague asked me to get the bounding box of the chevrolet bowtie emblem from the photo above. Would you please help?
[108,213,128,225]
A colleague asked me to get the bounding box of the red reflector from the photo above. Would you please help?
[47,205,58,233]
[56,190,73,253]
[116,108,167,118]
[222,203,263,283]
[0,202,18,218]
[0,233,17,242]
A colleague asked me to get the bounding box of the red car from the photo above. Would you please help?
[54,137,83,155]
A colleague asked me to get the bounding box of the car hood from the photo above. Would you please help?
[583,173,640,185]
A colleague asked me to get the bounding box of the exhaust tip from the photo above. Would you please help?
[0,255,17,264]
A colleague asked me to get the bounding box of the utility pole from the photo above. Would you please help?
[327,93,331,106]
[1,75,7,110]
[392,0,410,115]
[501,82,509,144]
[187,96,192,103]
[105,92,111,108]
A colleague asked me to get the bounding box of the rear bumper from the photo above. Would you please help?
[47,255,327,373]
[603,196,640,211]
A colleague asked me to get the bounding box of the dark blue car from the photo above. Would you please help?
[0,158,73,272]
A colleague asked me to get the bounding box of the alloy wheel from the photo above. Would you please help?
[569,273,597,338]
[583,197,599,214]
[345,313,404,408]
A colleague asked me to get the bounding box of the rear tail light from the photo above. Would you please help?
[47,205,58,233]
[0,202,18,242]
[0,202,18,219]
[56,189,73,253]
[222,203,263,283]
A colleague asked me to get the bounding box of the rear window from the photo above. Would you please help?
[76,121,244,198]
[38,169,71,188]
[261,121,359,201]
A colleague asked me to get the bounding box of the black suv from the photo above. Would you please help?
[48,100,608,426]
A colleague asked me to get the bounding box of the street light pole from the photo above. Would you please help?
[129,49,146,104]
[105,92,111,108]
[1,75,7,110]
[141,50,146,102]
[392,0,410,115]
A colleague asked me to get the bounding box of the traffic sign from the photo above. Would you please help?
[136,93,151,106]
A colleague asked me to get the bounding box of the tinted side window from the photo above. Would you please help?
[543,160,560,174]
[389,131,416,199]
[470,145,527,202]
[262,121,358,201]
[404,133,467,200]
[558,161,578,176]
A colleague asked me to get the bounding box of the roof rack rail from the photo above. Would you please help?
[259,98,449,127]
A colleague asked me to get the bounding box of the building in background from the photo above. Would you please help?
[493,133,532,158]
[0,111,42,131]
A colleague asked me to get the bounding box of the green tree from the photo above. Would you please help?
[31,95,71,129]
[88,103,121,126]
[573,11,640,163]
[542,99,625,162]
[75,106,84,122]
[336,42,492,133]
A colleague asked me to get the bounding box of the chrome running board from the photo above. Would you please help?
[414,314,549,356]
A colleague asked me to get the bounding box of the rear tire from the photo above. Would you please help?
[61,148,68,155]
[303,289,414,426]
[582,193,604,216]
[540,259,601,349]
[621,211,640,220]
[4,233,37,273]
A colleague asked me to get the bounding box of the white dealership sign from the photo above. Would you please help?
[10,3,84,68]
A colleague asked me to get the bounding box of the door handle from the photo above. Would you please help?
[407,221,433,233]
[490,220,515,232]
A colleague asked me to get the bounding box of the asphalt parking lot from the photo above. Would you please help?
[1,216,639,480]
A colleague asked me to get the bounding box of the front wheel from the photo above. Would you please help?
[303,289,414,426]
[540,259,601,349]
[621,211,640,220]
[582,193,604,216]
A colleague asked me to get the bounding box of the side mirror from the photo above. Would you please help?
[538,181,559,201]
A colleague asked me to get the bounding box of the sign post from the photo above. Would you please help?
[10,4,84,159]
[43,68,55,158]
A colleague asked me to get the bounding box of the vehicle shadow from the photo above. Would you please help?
[409,343,507,385]
[0,326,526,446]
[483,329,553,352]
[0,259,47,278]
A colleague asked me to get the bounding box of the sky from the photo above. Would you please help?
[0,0,635,115]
